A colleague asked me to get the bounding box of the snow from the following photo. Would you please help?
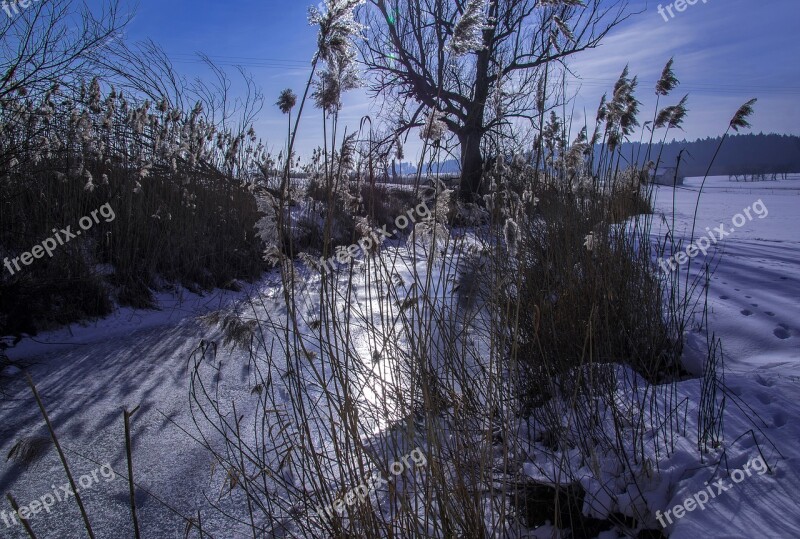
[653,176,800,370]
[0,282,268,538]
[647,175,800,536]
[0,175,799,537]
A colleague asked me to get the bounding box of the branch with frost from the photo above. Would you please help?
[447,0,490,56]
[419,110,448,142]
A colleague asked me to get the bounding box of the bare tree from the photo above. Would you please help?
[359,0,630,199]
[0,0,130,99]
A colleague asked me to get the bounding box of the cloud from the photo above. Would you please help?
[563,0,800,140]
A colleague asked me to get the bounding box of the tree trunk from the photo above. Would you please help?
[458,14,494,202]
[459,130,484,201]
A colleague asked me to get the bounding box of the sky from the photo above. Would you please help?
[108,0,799,161]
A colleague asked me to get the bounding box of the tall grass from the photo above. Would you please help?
[169,42,708,537]
[0,78,267,336]
[2,3,773,537]
[175,40,784,536]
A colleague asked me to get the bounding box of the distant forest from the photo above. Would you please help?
[614,133,800,178]
[393,134,800,178]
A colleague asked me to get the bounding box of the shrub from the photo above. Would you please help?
[488,179,679,408]
[0,81,266,335]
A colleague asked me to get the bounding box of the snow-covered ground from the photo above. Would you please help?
[649,175,800,537]
[0,281,278,538]
[653,176,800,369]
[0,175,799,538]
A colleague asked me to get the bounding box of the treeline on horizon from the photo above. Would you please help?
[616,133,800,177]
[390,133,800,178]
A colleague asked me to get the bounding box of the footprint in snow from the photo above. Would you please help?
[765,311,775,316]
[773,327,791,340]
[114,490,150,507]
[755,392,772,405]
[773,412,788,428]
[739,435,757,450]
[776,323,799,338]
[755,375,775,387]
[720,295,730,300]
[740,309,753,316]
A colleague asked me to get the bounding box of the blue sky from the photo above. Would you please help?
[113,0,799,160]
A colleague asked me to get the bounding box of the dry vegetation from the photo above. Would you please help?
[3,0,770,538]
